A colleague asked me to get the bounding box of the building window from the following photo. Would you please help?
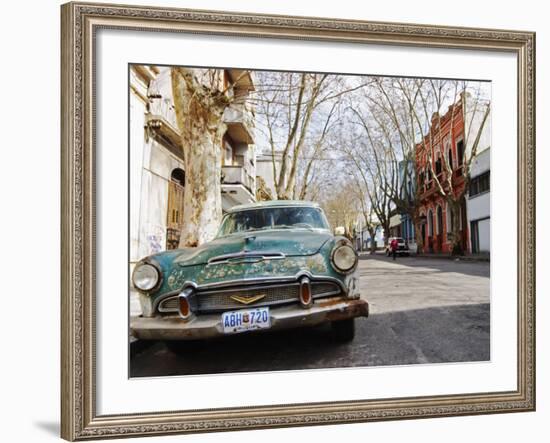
[436,205,443,235]
[446,203,453,234]
[222,133,236,166]
[435,155,442,176]
[428,209,433,237]
[170,168,185,186]
[444,136,453,170]
[470,171,490,197]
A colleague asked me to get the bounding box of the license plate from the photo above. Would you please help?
[222,307,271,334]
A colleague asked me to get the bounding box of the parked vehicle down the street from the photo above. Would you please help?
[130,200,369,352]
[385,237,410,256]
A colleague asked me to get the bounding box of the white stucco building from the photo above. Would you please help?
[466,147,490,254]
[130,65,257,264]
[255,150,284,200]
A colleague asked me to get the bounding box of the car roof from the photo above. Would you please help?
[227,200,321,213]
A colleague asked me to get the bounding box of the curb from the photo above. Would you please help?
[414,254,490,262]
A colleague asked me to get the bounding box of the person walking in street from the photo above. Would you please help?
[390,237,398,261]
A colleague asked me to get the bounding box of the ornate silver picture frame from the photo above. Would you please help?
[61,1,535,440]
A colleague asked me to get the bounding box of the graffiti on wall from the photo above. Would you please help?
[145,224,166,255]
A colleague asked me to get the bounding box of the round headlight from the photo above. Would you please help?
[132,263,160,292]
[331,244,357,273]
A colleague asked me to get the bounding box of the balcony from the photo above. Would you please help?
[420,181,438,201]
[145,113,182,151]
[223,103,255,144]
[221,165,255,206]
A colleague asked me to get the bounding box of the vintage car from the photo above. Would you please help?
[130,200,369,350]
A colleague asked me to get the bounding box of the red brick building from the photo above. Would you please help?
[415,100,469,254]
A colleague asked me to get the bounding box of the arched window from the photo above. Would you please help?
[435,153,442,176]
[444,136,453,170]
[428,209,434,237]
[170,168,185,186]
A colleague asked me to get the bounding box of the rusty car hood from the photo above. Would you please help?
[172,229,333,267]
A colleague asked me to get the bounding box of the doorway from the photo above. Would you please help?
[470,220,479,254]
[166,168,185,250]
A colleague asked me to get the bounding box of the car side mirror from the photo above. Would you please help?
[334,226,345,236]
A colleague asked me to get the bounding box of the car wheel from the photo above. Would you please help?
[164,340,202,354]
[331,319,355,342]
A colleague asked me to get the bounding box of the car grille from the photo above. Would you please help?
[157,281,341,314]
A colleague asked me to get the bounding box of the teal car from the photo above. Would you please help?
[130,201,369,348]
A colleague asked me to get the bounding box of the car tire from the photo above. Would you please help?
[331,318,355,343]
[164,340,202,354]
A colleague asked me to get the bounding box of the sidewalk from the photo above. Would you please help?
[415,252,490,262]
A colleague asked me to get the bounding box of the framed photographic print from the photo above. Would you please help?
[61,1,536,440]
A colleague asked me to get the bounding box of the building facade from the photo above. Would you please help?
[415,102,468,254]
[255,150,284,201]
[388,213,417,252]
[416,95,491,253]
[466,147,490,254]
[130,66,257,264]
[356,225,385,251]
[415,94,490,254]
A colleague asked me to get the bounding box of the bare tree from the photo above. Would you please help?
[358,77,427,252]
[321,181,361,242]
[295,101,341,200]
[348,172,380,254]
[254,72,367,200]
[340,136,393,247]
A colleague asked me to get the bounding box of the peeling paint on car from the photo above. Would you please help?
[137,205,361,316]
[133,203,368,340]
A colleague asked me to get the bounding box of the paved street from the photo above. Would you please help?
[130,254,490,377]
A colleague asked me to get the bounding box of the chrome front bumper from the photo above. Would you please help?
[130,296,369,341]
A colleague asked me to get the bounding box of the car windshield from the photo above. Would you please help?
[217,206,330,237]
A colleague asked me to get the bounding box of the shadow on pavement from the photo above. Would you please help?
[130,302,490,378]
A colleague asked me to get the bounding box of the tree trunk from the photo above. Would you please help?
[413,219,424,255]
[367,227,377,254]
[382,223,390,247]
[179,130,224,247]
[171,68,228,247]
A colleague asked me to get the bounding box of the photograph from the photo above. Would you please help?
[128,65,492,377]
